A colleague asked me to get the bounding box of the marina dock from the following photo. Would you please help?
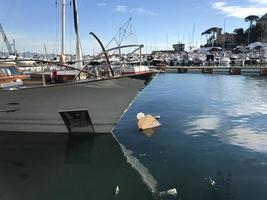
[150,66,267,75]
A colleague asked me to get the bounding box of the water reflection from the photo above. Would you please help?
[0,132,153,200]
[223,77,267,117]
[114,74,267,200]
[226,102,267,117]
[226,127,267,153]
[141,128,157,138]
[65,134,94,164]
[119,144,158,194]
[206,171,233,200]
[186,115,220,136]
[186,114,267,154]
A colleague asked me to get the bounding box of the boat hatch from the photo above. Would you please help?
[59,110,95,134]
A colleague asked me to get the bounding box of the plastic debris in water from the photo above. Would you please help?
[159,188,178,197]
[208,176,216,187]
[204,176,217,189]
[115,185,119,196]
[139,153,146,157]
[154,115,160,120]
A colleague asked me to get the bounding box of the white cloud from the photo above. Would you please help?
[97,3,107,7]
[115,5,157,16]
[115,5,127,12]
[249,0,267,5]
[213,1,267,18]
[131,8,157,16]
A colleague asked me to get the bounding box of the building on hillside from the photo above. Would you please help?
[151,50,174,55]
[151,43,186,55]
[173,43,185,53]
[215,32,237,50]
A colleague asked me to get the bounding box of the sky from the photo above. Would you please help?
[0,0,267,55]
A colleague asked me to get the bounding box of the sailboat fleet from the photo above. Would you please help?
[148,44,267,68]
[0,0,156,134]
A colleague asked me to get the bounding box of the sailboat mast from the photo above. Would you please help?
[73,0,83,69]
[60,0,66,64]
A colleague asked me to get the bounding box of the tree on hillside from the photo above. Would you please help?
[246,24,265,43]
[234,28,247,46]
[245,15,260,44]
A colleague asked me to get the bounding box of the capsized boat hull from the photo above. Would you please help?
[0,72,155,134]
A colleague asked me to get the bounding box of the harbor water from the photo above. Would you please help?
[0,133,152,200]
[114,73,267,200]
[1,73,267,199]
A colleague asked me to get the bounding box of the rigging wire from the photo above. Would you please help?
[103,17,134,56]
[68,0,72,55]
[105,17,133,49]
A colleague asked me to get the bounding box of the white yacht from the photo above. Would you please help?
[219,53,231,67]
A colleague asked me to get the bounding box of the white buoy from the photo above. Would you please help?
[136,112,145,120]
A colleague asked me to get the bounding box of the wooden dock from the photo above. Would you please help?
[150,66,267,76]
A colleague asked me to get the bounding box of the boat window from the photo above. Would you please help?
[0,69,7,76]
[0,66,22,76]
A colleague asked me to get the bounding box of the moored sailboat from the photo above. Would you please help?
[0,0,156,134]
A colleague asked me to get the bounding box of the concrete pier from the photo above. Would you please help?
[229,68,241,75]
[150,66,267,76]
[178,68,188,73]
[202,68,213,74]
[260,68,267,76]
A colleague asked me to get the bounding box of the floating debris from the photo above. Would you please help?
[205,176,216,188]
[136,112,161,131]
[115,185,119,195]
[209,177,216,187]
[159,188,178,197]
[114,185,119,200]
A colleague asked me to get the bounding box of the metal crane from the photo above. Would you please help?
[0,23,15,55]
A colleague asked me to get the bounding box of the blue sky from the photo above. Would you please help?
[0,0,267,54]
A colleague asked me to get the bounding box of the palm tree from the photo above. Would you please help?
[201,30,211,46]
[202,27,220,47]
[207,27,221,47]
[245,15,259,44]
